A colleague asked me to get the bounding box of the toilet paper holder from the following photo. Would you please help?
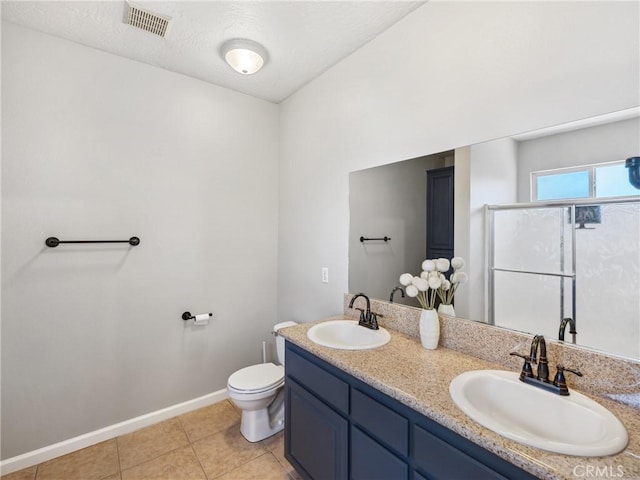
[182,311,213,321]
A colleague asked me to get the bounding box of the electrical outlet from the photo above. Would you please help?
[321,267,329,283]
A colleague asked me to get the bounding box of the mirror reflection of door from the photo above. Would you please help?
[426,166,455,309]
[426,166,455,264]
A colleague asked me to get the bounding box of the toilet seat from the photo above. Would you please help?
[228,363,284,394]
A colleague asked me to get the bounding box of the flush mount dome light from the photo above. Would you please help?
[220,39,268,75]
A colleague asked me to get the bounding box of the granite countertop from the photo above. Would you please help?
[279,317,640,480]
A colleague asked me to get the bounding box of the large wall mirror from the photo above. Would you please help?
[349,108,640,360]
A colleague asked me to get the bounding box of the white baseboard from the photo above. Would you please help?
[0,389,229,475]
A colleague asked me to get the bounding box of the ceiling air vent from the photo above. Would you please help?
[123,1,172,38]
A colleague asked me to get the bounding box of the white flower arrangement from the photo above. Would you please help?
[437,257,468,305]
[399,257,467,309]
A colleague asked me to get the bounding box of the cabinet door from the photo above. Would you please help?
[285,379,348,480]
[351,426,408,480]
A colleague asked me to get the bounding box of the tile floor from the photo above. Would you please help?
[1,400,301,480]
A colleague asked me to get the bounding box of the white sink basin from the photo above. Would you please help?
[449,370,628,457]
[307,320,391,350]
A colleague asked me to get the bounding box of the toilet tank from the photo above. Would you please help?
[273,321,298,366]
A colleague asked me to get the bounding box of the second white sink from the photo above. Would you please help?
[449,370,628,457]
[307,319,391,350]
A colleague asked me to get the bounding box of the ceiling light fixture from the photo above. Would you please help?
[220,39,268,75]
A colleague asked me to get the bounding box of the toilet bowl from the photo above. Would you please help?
[227,321,297,442]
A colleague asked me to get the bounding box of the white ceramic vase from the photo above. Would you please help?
[419,308,440,350]
[437,303,455,317]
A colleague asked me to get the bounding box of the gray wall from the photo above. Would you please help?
[278,1,640,325]
[1,23,279,458]
[349,154,448,303]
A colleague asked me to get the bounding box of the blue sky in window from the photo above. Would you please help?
[596,164,640,197]
[537,171,590,200]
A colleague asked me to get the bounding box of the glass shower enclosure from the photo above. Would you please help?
[486,197,640,359]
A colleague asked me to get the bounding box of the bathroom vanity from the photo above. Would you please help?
[284,341,536,480]
[279,311,640,480]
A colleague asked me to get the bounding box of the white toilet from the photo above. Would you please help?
[227,321,297,442]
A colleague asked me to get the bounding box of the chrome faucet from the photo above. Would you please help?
[559,317,577,342]
[510,334,582,396]
[389,286,405,303]
[348,293,380,330]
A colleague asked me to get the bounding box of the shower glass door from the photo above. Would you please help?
[487,204,575,341]
[487,198,640,358]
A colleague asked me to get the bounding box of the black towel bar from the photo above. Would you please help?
[360,236,391,243]
[45,236,140,247]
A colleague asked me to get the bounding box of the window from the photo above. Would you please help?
[595,163,639,198]
[532,161,638,201]
[536,170,590,200]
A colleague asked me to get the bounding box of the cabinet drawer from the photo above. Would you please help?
[414,425,509,480]
[351,426,408,480]
[351,388,409,456]
[286,346,349,414]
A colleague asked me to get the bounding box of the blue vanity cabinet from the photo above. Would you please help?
[285,346,349,480]
[350,387,410,479]
[284,341,538,480]
[286,378,348,480]
[351,425,409,480]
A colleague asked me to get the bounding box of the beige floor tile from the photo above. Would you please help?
[287,466,303,480]
[266,432,284,455]
[120,446,205,480]
[0,466,37,480]
[259,431,283,453]
[268,434,300,479]
[101,474,122,480]
[214,453,290,480]
[178,400,240,442]
[191,425,268,479]
[227,399,242,415]
[35,440,119,480]
[117,418,189,470]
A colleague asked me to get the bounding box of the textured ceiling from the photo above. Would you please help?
[1,1,425,103]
